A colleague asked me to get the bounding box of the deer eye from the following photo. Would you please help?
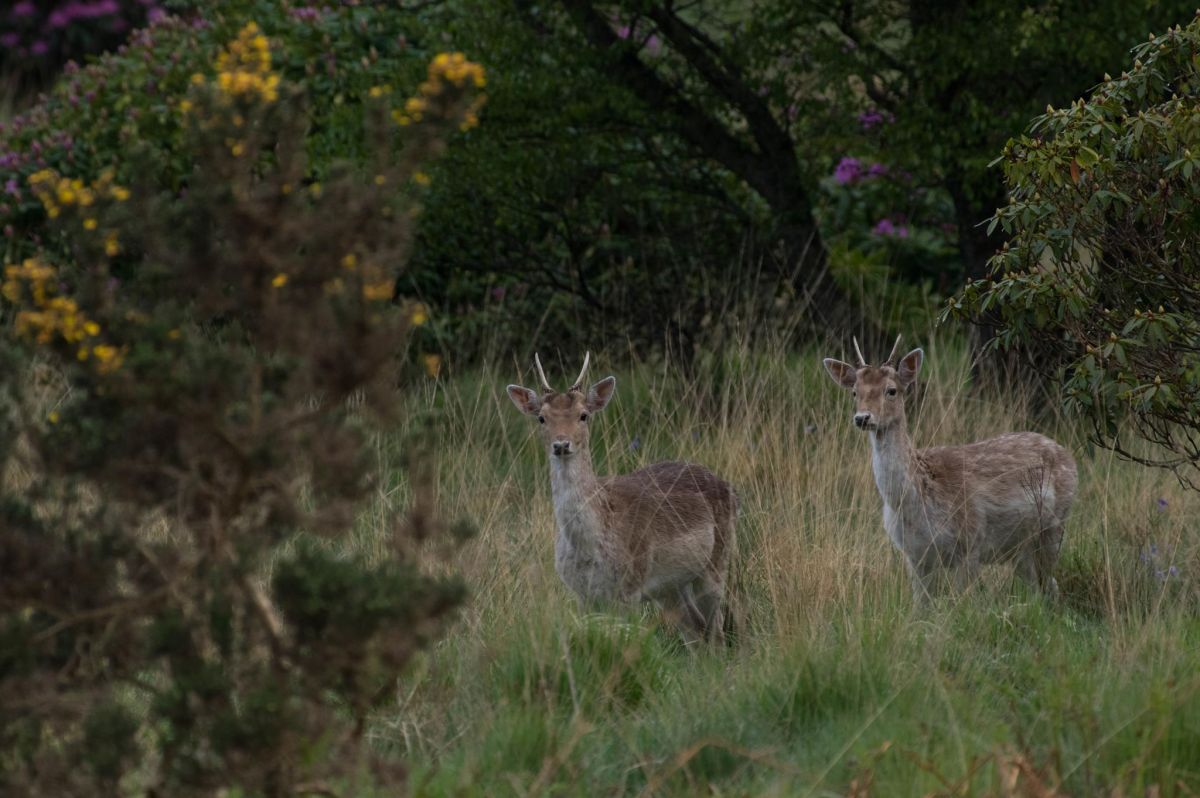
[886,387,898,397]
[537,415,545,424]
[580,413,589,422]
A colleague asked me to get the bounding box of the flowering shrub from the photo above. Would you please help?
[0,0,163,90]
[0,22,483,794]
[947,14,1200,487]
[0,1,457,271]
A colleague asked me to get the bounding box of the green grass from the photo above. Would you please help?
[358,335,1200,796]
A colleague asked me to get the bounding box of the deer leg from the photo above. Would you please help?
[951,557,981,595]
[905,556,938,606]
[691,578,726,647]
[1034,525,1064,601]
[662,586,706,647]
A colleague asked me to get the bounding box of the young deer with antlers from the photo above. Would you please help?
[507,353,738,645]
[823,337,1077,603]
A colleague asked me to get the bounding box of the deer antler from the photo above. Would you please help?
[533,352,553,394]
[852,336,867,367]
[568,351,591,392]
[885,334,904,367]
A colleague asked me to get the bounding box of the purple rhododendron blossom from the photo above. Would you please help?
[858,108,894,130]
[872,219,910,238]
[12,1,36,17]
[833,157,862,185]
[867,162,889,178]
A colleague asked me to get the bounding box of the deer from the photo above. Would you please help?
[823,336,1077,604]
[506,353,738,645]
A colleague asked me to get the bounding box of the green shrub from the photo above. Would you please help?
[0,23,481,795]
[948,12,1200,487]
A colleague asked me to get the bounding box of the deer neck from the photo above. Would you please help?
[869,422,918,509]
[549,449,606,549]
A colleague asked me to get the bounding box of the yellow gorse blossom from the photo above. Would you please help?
[28,168,131,225]
[2,258,124,373]
[199,22,280,104]
[392,52,486,128]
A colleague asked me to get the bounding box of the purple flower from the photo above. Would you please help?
[867,162,889,178]
[490,285,506,301]
[872,218,910,238]
[3,179,20,198]
[858,108,894,130]
[11,1,35,17]
[290,6,322,21]
[0,33,18,49]
[1156,497,1169,511]
[616,24,631,40]
[30,40,49,56]
[644,34,662,55]
[833,157,862,185]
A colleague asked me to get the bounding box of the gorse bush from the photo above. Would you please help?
[949,12,1200,487]
[0,23,483,795]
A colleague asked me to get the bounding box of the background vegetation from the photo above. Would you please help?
[2,1,1200,795]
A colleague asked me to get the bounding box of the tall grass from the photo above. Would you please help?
[360,335,1199,796]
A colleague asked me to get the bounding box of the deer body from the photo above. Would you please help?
[509,354,737,644]
[825,339,1076,602]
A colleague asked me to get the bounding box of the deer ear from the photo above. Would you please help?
[585,376,616,412]
[896,348,924,386]
[506,385,541,416]
[822,358,858,390]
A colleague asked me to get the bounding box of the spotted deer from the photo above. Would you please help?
[507,353,738,645]
[823,337,1077,603]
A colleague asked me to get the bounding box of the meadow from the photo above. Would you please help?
[342,335,1200,796]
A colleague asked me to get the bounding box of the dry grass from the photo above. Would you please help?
[353,334,1200,796]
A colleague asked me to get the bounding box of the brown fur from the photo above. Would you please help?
[508,364,738,645]
[824,344,1077,602]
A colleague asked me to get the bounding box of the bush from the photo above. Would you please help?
[0,23,482,795]
[0,1,164,94]
[948,12,1200,486]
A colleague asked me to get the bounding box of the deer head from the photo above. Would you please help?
[507,352,617,458]
[823,335,923,431]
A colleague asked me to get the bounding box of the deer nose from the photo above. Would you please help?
[552,440,571,456]
[853,412,873,429]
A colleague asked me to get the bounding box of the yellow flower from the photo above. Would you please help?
[104,233,120,256]
[92,344,123,373]
[179,99,193,114]
[167,329,181,340]
[309,182,322,198]
[341,253,358,270]
[271,273,289,288]
[362,281,393,301]
[230,141,245,157]
[410,304,429,326]
[413,171,431,186]
[368,85,388,98]
[83,218,98,230]
[48,411,59,424]
[111,186,130,202]
[84,321,100,336]
[191,72,206,85]
[281,182,293,194]
[423,354,442,378]
[374,174,387,186]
